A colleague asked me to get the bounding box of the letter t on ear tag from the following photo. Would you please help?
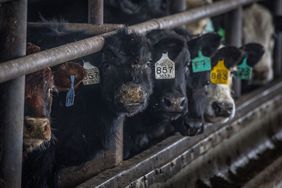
[65,75,75,107]
[192,50,211,73]
[236,57,252,80]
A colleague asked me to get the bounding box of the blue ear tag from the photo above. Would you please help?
[235,57,252,80]
[192,50,211,73]
[65,75,75,107]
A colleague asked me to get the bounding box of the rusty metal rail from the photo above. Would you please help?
[0,0,259,83]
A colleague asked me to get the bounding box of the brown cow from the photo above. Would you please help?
[24,42,85,153]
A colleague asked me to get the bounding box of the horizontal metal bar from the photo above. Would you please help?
[0,0,259,83]
[0,36,105,83]
[28,22,124,35]
[128,0,258,33]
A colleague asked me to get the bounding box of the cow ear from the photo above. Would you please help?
[53,62,86,92]
[26,42,41,55]
[240,43,264,67]
[187,32,221,59]
[211,46,243,69]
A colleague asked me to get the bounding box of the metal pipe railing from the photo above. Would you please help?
[167,0,187,14]
[0,0,259,83]
[0,0,27,187]
[88,0,104,24]
[225,7,243,98]
[274,0,282,78]
[28,22,124,35]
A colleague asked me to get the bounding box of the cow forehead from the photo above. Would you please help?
[26,68,53,90]
[207,84,232,99]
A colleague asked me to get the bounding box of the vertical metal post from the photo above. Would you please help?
[88,0,104,24]
[88,0,123,167]
[167,0,186,14]
[274,0,282,77]
[225,7,242,98]
[0,0,27,188]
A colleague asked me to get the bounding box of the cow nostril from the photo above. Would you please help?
[163,97,172,107]
[226,105,233,113]
[44,124,48,132]
[212,102,221,113]
[180,98,186,107]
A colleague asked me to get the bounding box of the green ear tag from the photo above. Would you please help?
[217,27,225,42]
[204,19,215,33]
[236,57,252,80]
[192,51,211,73]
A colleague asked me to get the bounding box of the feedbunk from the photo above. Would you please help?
[0,0,282,187]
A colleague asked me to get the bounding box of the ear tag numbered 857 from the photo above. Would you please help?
[210,59,230,85]
[192,50,211,73]
[155,52,175,80]
[83,62,100,85]
[65,75,75,107]
[235,57,252,80]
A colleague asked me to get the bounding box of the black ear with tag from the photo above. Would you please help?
[240,43,265,67]
[211,46,243,69]
[147,30,187,62]
[187,32,221,59]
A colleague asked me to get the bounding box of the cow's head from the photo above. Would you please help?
[24,43,85,153]
[24,67,54,153]
[178,32,221,136]
[204,43,264,124]
[243,4,274,84]
[146,30,190,121]
[100,29,153,116]
[204,46,242,123]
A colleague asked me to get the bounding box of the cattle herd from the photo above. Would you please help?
[0,0,276,187]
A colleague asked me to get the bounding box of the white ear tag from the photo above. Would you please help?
[83,62,100,85]
[155,52,175,80]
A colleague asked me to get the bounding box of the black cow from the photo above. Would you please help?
[123,30,190,159]
[172,30,222,136]
[28,23,153,170]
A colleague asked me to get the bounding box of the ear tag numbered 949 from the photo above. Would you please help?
[192,50,211,73]
[155,52,175,79]
[83,62,100,85]
[210,59,230,85]
[235,57,252,80]
[65,75,75,107]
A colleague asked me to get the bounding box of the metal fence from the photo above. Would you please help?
[0,0,281,187]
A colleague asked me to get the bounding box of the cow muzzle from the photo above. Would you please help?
[116,83,148,112]
[24,116,52,141]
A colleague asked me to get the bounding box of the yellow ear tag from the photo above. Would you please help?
[210,59,230,85]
